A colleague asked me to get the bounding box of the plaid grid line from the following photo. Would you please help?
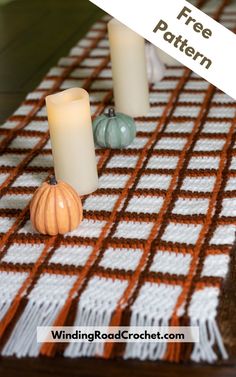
[0,0,235,364]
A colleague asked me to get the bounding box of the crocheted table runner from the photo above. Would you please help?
[0,0,235,364]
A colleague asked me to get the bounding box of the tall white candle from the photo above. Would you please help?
[46,88,98,196]
[108,19,150,117]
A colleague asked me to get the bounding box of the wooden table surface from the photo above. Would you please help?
[0,0,235,376]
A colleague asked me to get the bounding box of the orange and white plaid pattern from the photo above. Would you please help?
[0,0,235,363]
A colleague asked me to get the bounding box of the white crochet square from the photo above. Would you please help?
[79,276,128,312]
[29,154,53,168]
[0,173,8,185]
[70,68,94,78]
[213,93,235,104]
[225,177,236,191]
[181,176,216,192]
[97,68,112,78]
[166,121,194,133]
[1,120,19,129]
[13,105,34,116]
[69,46,85,56]
[36,107,47,117]
[220,198,236,217]
[97,40,110,48]
[127,195,163,214]
[89,48,108,58]
[131,282,182,319]
[78,39,94,48]
[153,80,178,90]
[208,107,235,118]
[60,79,85,90]
[136,121,158,133]
[148,106,165,117]
[47,66,65,76]
[38,79,55,90]
[91,79,113,90]
[80,57,104,67]
[188,157,220,170]
[50,245,93,267]
[155,137,187,151]
[0,153,26,167]
[0,194,32,210]
[86,30,101,38]
[0,217,16,233]
[185,80,209,90]
[173,106,201,118]
[68,219,106,238]
[25,120,48,132]
[149,92,171,103]
[210,225,236,245]
[230,157,236,170]
[194,138,225,152]
[9,136,41,150]
[150,251,191,275]
[12,172,48,187]
[58,56,77,67]
[128,137,148,150]
[83,195,118,212]
[188,287,219,320]
[29,273,77,301]
[137,174,172,190]
[114,221,153,240]
[2,243,45,264]
[201,254,230,278]
[107,155,138,169]
[179,93,205,103]
[147,156,179,170]
[98,174,129,189]
[0,272,28,321]
[99,247,142,271]
[173,198,209,215]
[89,91,107,103]
[162,223,202,244]
[203,121,231,134]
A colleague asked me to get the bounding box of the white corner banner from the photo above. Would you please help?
[89,0,236,100]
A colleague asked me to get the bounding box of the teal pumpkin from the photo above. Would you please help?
[92,108,136,149]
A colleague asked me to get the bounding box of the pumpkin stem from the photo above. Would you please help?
[49,176,58,186]
[108,108,116,118]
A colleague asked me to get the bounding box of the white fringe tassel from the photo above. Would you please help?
[64,304,113,358]
[2,300,64,357]
[191,318,228,363]
[1,301,229,362]
[124,312,168,360]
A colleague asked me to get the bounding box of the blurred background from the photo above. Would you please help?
[0,0,103,122]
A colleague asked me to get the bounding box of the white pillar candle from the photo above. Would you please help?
[46,88,98,196]
[108,19,150,117]
[145,42,165,83]
[155,47,182,66]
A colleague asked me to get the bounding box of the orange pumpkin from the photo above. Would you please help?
[30,176,83,235]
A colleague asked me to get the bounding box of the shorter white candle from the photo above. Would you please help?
[145,42,165,83]
[155,47,182,66]
[46,88,98,196]
[108,19,150,117]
